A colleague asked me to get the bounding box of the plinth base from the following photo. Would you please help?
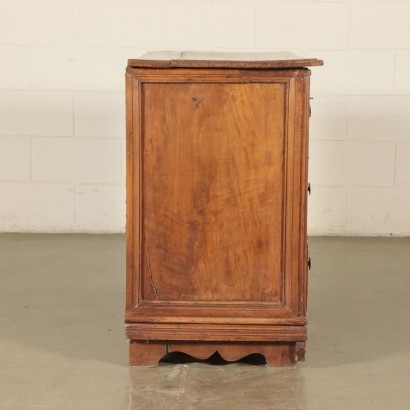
[129,340,306,367]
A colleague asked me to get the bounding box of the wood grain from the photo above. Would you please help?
[142,82,285,303]
[126,323,307,342]
[128,50,323,69]
[125,55,320,366]
[129,340,167,366]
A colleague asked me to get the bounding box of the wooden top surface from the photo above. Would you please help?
[128,51,324,69]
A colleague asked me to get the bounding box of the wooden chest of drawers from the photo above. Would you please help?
[125,51,323,366]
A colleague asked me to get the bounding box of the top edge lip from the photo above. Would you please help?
[126,51,324,69]
[127,58,324,69]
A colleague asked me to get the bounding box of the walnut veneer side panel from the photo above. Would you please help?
[125,68,311,342]
[142,81,285,304]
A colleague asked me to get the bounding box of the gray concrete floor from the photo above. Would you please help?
[0,234,409,409]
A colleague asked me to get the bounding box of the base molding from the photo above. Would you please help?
[129,340,306,367]
[126,323,307,342]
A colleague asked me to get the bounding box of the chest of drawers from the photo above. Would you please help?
[125,51,323,366]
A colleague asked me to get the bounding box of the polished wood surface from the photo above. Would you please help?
[129,51,324,69]
[126,323,306,342]
[143,82,284,303]
[126,53,321,366]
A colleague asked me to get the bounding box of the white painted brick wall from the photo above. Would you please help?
[0,138,31,180]
[350,4,410,49]
[395,144,410,187]
[395,51,410,95]
[73,2,165,48]
[0,0,409,235]
[307,187,345,235]
[0,47,30,89]
[76,184,125,232]
[74,92,125,138]
[0,0,72,45]
[166,3,255,48]
[308,50,396,95]
[0,182,76,232]
[31,138,122,183]
[30,47,124,91]
[0,91,73,136]
[256,4,350,49]
[346,188,410,236]
[347,97,410,141]
[310,96,346,141]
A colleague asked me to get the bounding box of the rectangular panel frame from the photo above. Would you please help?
[125,68,310,325]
